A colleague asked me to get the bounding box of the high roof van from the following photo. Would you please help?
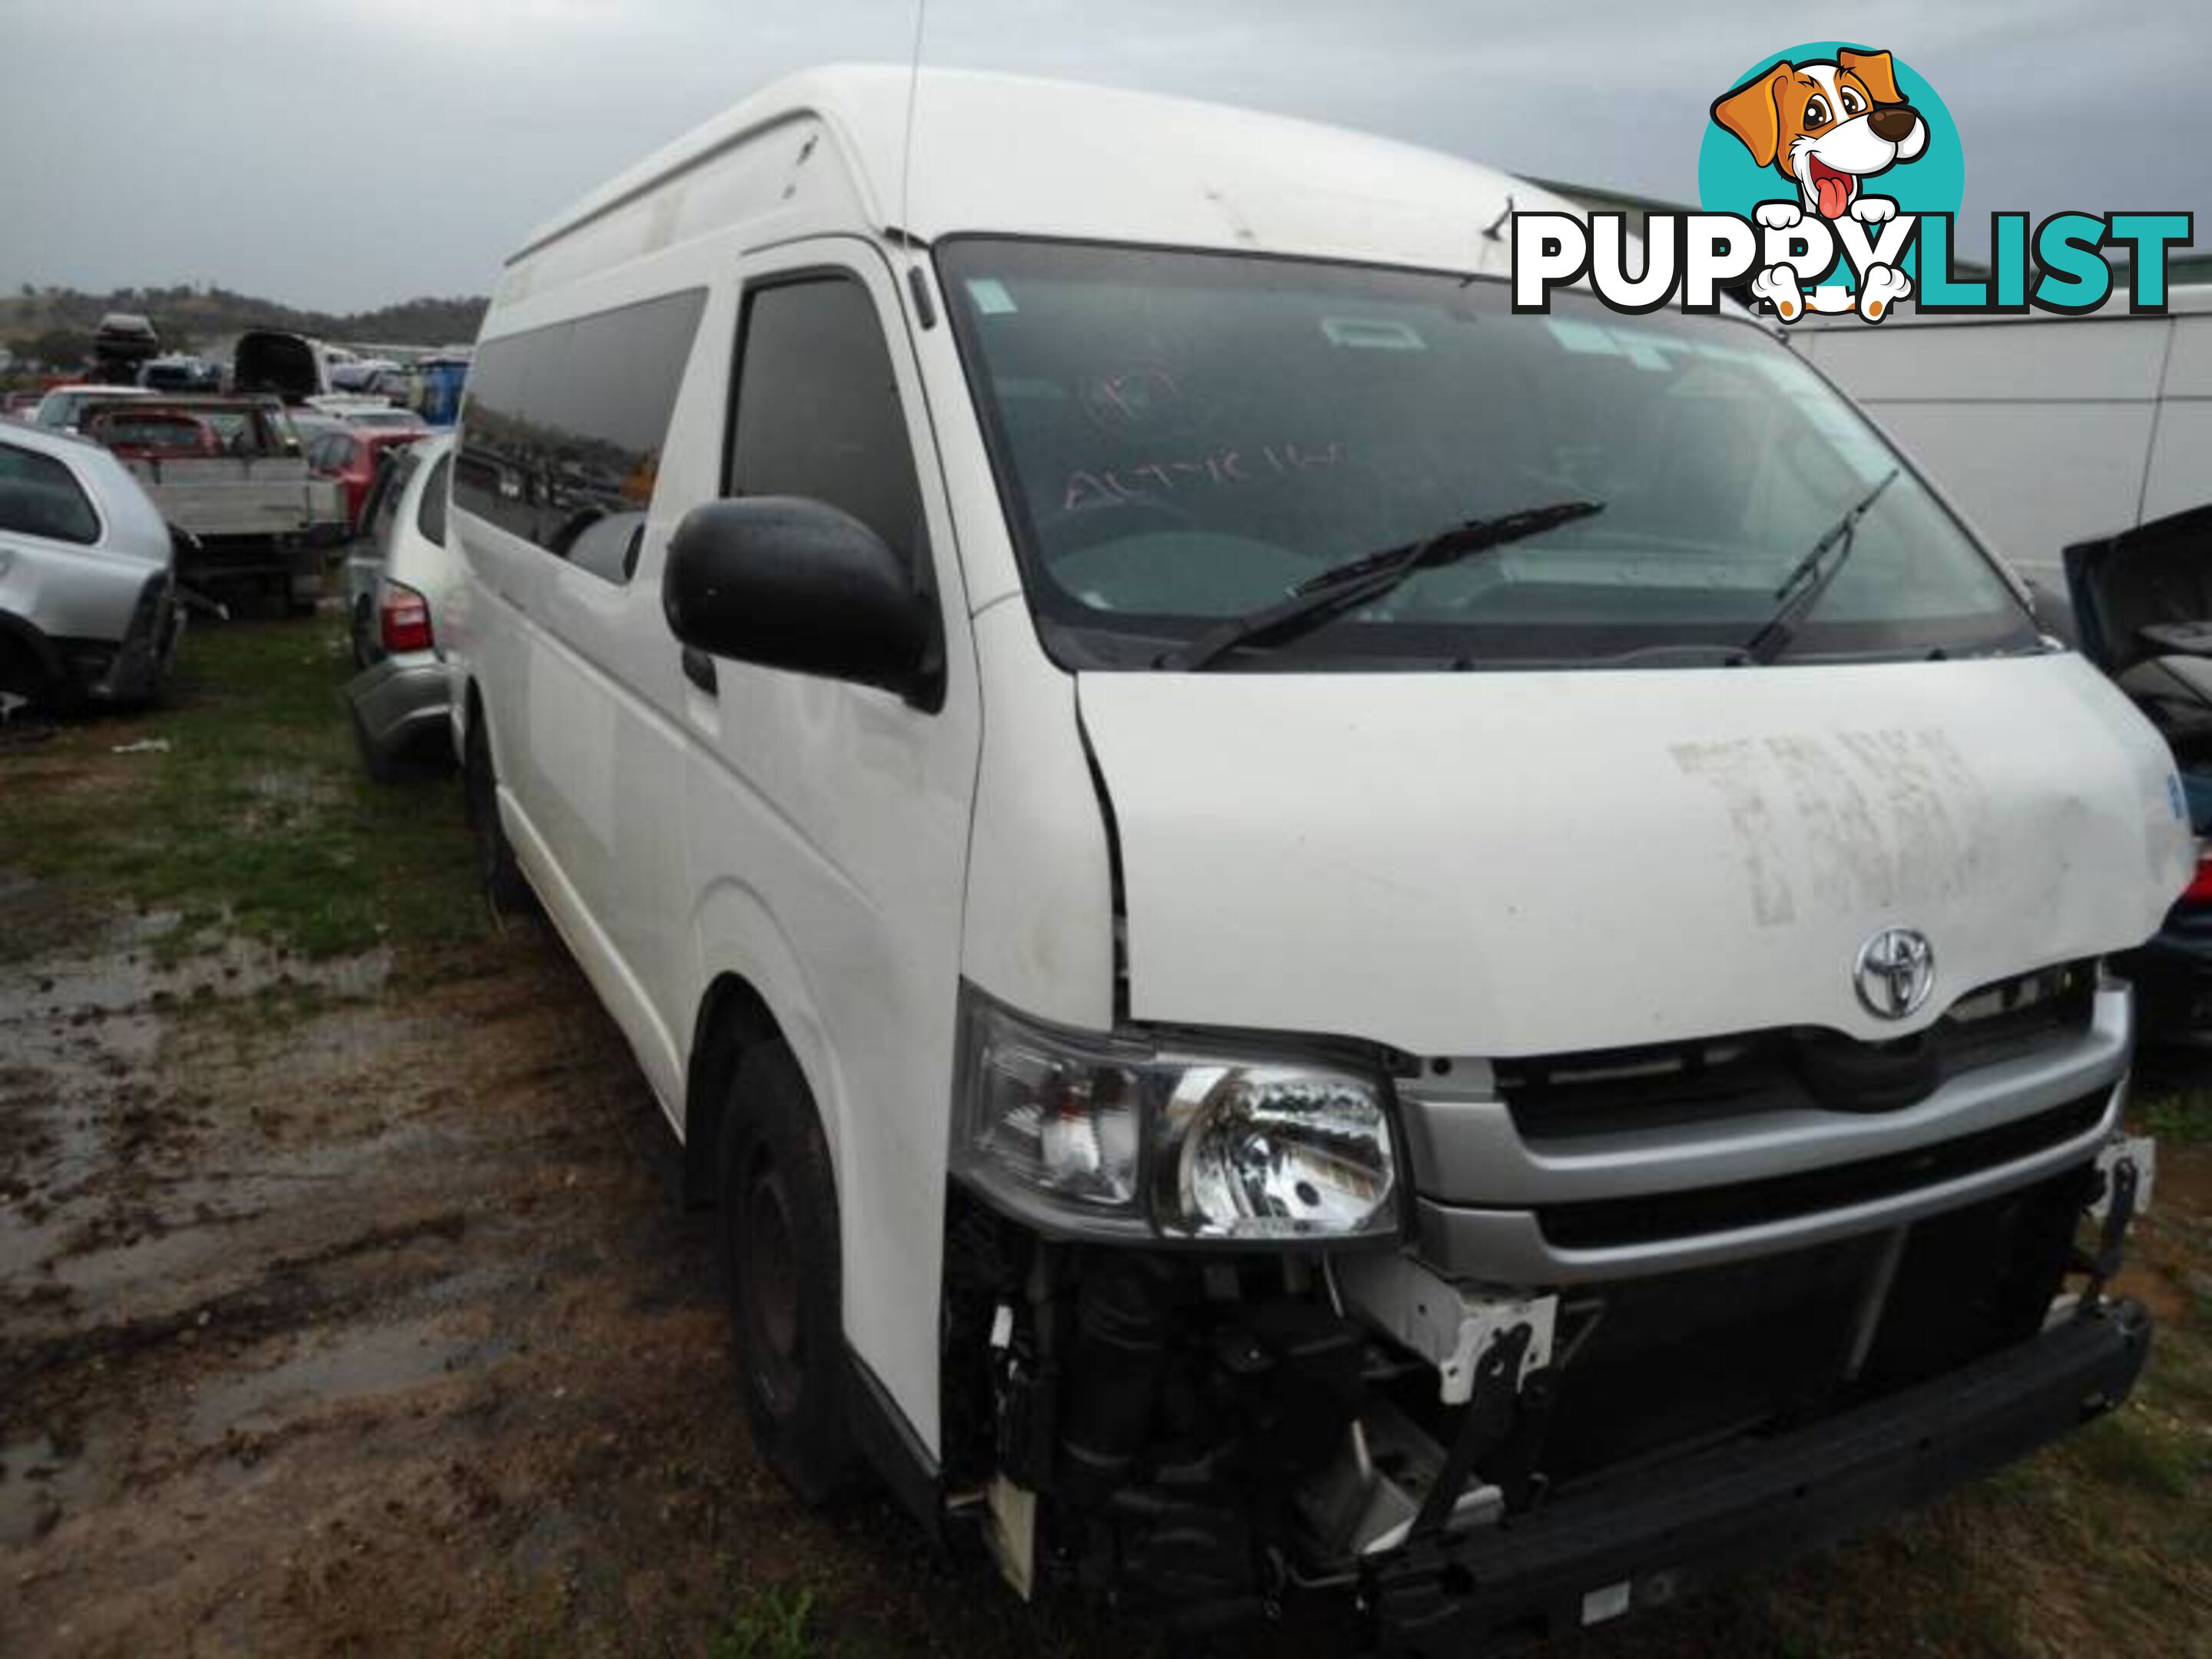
[444,65,2187,1644]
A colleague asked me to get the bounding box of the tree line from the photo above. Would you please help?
[2,283,488,370]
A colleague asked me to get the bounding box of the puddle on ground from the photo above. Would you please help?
[184,1313,515,1442]
[10,909,392,1019]
[0,1432,100,1548]
[0,912,392,1283]
[46,1121,465,1302]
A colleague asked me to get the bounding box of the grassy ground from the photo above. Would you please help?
[2,614,2207,1655]
[0,619,485,961]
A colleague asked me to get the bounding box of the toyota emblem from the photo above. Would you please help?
[1854,928,1936,1020]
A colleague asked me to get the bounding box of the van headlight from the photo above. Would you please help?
[953,988,1400,1244]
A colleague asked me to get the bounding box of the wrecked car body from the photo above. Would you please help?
[77,394,343,613]
[2068,504,2212,1047]
[0,422,182,710]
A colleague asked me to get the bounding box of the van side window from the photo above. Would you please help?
[455,289,705,582]
[727,276,925,572]
[0,442,100,545]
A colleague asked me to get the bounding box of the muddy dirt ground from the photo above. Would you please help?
[2,880,1198,1657]
[2,623,2207,1657]
[2,894,788,1654]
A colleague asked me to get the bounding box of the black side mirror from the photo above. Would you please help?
[663,496,938,703]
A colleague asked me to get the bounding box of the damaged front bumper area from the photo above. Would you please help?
[943,1171,2151,1643]
[1368,1296,2148,1647]
[939,970,2155,1641]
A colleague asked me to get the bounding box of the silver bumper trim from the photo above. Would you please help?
[1414,1081,2121,1283]
[1399,986,2130,1207]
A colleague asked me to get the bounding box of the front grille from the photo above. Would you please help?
[1533,1088,2107,1249]
[1499,961,2096,1137]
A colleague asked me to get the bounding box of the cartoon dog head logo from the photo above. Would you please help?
[1710,48,1927,224]
[1698,45,1962,322]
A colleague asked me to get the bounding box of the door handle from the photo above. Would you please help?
[681,646,719,695]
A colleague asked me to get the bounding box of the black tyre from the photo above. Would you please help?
[718,1041,858,1504]
[463,707,531,912]
[349,597,375,668]
[0,635,51,714]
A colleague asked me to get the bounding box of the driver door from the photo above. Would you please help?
[680,237,982,1440]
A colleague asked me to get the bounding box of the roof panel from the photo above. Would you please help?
[512,65,1561,281]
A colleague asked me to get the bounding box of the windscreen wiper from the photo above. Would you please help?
[1157,499,1604,671]
[1740,469,1899,666]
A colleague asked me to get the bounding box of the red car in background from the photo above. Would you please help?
[307,422,429,532]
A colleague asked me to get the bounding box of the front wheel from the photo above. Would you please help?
[718,1041,858,1504]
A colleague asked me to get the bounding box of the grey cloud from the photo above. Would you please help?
[0,0,2201,310]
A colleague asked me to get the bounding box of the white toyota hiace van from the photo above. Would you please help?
[445,66,2188,1643]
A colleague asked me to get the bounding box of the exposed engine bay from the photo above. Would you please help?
[939,1145,2142,1644]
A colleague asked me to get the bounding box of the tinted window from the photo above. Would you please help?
[416,452,450,547]
[454,338,535,538]
[455,289,704,582]
[0,442,99,544]
[727,277,924,571]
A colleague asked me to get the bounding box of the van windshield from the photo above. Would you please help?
[937,239,2038,670]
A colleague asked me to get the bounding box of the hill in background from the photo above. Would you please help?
[1,283,487,371]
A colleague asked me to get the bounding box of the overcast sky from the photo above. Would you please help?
[1,0,2202,313]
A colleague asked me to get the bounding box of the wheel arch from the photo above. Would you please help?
[681,880,845,1211]
[684,971,783,1207]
